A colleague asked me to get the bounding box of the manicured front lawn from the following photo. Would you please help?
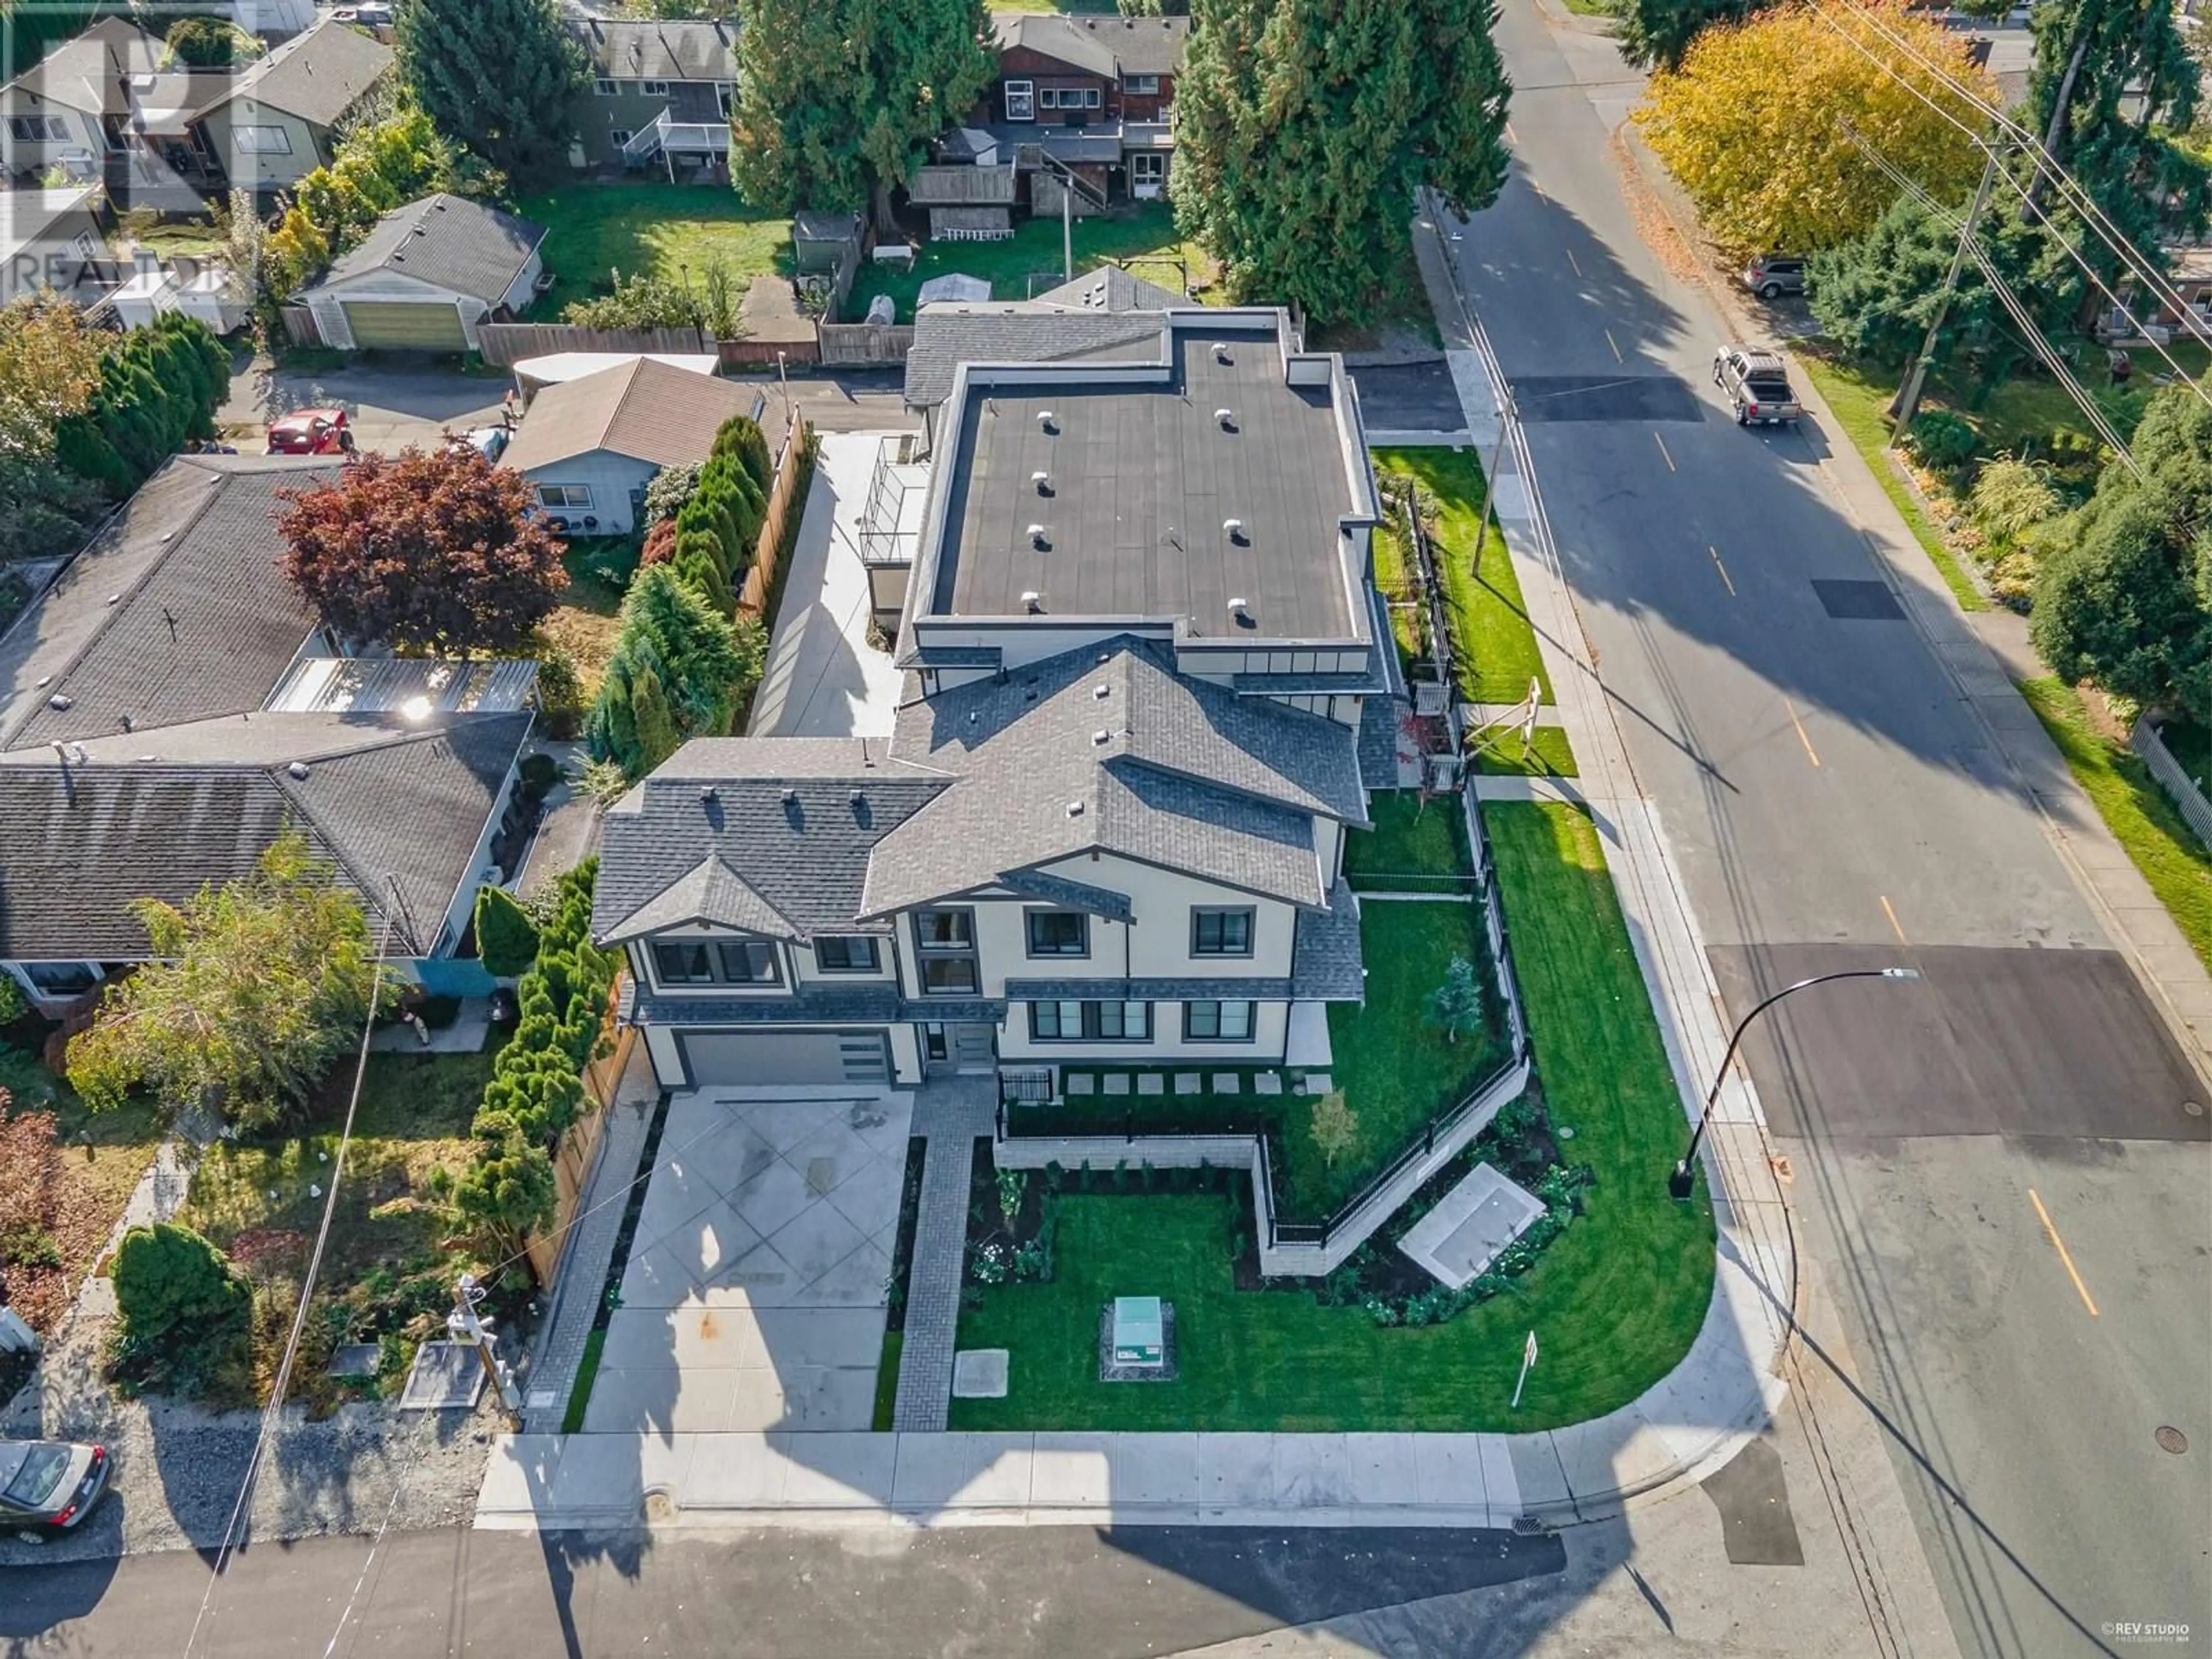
[1310,897,1502,1215]
[847,203,1214,323]
[518,184,793,320]
[1372,447,1553,705]
[1475,725,1580,778]
[2018,679,2212,970]
[1343,790,1471,890]
[954,799,1714,1431]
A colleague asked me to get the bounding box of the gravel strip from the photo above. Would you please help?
[0,1309,494,1565]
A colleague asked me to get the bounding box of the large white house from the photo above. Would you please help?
[593,306,1400,1093]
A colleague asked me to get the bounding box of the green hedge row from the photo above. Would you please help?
[452,859,619,1256]
[53,315,230,498]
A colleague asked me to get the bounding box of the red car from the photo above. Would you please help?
[266,408,355,455]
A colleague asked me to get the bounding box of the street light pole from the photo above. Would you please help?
[1668,967,1920,1199]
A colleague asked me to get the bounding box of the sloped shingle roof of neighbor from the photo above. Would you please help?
[1,17,166,114]
[592,738,955,946]
[993,12,1189,77]
[903,305,1164,411]
[316,194,545,302]
[1030,266,1188,313]
[0,711,532,959]
[575,17,738,80]
[201,17,392,128]
[500,358,768,473]
[0,455,334,753]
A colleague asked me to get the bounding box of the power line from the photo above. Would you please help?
[1810,0,2212,408]
[181,881,403,1659]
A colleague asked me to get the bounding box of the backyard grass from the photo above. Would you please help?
[518,184,793,320]
[1372,446,1553,705]
[847,202,1214,323]
[1309,897,1503,1215]
[563,1325,608,1434]
[1475,725,1580,778]
[1343,790,1471,890]
[541,535,641,700]
[2018,679,2212,971]
[953,798,1713,1431]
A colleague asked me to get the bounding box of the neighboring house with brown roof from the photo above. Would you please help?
[501,356,786,534]
[191,16,394,189]
[0,454,541,1012]
[294,192,547,352]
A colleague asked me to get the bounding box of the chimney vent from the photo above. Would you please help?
[699,784,719,802]
[1065,800,1085,818]
[781,787,799,804]
[289,761,310,781]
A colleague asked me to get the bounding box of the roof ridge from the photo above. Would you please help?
[599,355,659,454]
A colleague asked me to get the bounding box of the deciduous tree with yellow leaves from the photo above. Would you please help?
[1634,2,1995,259]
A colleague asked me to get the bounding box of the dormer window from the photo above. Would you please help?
[653,941,714,983]
[814,935,880,974]
[652,938,781,986]
[718,941,779,984]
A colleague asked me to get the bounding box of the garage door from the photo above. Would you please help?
[340,299,467,352]
[679,1029,890,1087]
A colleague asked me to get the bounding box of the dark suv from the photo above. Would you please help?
[1743,254,1806,300]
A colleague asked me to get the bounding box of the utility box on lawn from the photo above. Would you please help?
[1111,1297,1165,1368]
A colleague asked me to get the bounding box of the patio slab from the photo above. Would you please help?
[1396,1162,1547,1289]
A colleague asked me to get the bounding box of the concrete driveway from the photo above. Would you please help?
[587,1091,914,1435]
[219,356,507,453]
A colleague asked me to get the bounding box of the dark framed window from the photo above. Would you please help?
[1124,73,1161,94]
[1025,910,1088,957]
[814,935,880,973]
[1183,1001,1255,1041]
[1029,1000,1150,1041]
[915,907,973,948]
[922,957,978,994]
[717,941,781,984]
[653,941,714,984]
[1191,907,1255,957]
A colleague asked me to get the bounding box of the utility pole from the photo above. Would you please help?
[1892,145,2002,442]
[450,1272,522,1428]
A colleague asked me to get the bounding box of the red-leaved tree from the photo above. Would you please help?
[276,448,568,653]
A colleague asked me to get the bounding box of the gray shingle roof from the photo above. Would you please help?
[592,741,952,946]
[1,17,165,115]
[865,638,1357,916]
[0,456,335,753]
[200,17,392,128]
[992,12,1188,77]
[1358,695,1407,793]
[576,17,738,80]
[313,194,545,303]
[1291,883,1365,1001]
[1030,266,1187,313]
[0,713,530,960]
[903,306,1163,411]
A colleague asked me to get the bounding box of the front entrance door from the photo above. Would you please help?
[952,1022,996,1073]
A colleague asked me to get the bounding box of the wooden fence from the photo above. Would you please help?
[477,321,707,368]
[519,1014,639,1286]
[817,323,915,366]
[719,335,818,369]
[738,416,811,617]
[2132,717,2212,851]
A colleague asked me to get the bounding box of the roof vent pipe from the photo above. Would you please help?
[1021,589,1043,612]
[1028,524,1049,550]
[1065,800,1085,817]
[699,785,719,802]
[1037,410,1057,432]
[1224,517,1245,542]
[1214,407,1235,430]
[1228,596,1249,615]
[781,787,798,804]
[1031,469,1051,494]
[1213,342,1232,364]
[289,761,310,780]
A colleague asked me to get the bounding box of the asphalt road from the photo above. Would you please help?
[1445,4,2212,1656]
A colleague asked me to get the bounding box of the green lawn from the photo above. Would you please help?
[1343,790,1471,890]
[1475,725,1580,778]
[517,184,793,321]
[1310,897,1503,1216]
[1372,447,1554,705]
[953,799,1714,1431]
[848,202,1213,323]
[872,1331,903,1432]
[562,1325,607,1434]
[2018,679,2212,971]
[1797,352,2001,613]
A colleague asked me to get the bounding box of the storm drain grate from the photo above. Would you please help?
[1812,579,1907,621]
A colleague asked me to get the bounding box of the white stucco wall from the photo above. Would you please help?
[519,450,657,535]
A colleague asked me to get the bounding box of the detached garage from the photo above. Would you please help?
[296,192,546,353]
[677,1029,892,1088]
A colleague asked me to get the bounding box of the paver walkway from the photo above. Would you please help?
[891,1079,996,1433]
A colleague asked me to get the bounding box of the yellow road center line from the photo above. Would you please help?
[1566,247,1582,277]
[1654,431,1676,472]
[1880,893,1908,946]
[1707,546,1734,595]
[2029,1189,2099,1317]
[1783,697,1820,768]
[1604,328,1623,363]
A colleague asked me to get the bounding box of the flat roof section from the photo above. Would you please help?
[934,330,1358,640]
